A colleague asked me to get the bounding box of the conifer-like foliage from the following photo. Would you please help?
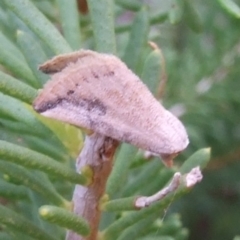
[0,0,239,240]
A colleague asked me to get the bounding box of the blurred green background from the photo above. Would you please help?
[154,1,240,240]
[0,0,240,239]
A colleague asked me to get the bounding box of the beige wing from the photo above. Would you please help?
[33,50,189,157]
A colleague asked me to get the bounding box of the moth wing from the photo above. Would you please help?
[33,50,189,156]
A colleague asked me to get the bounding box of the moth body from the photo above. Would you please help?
[33,50,189,164]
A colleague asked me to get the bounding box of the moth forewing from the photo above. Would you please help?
[33,50,189,164]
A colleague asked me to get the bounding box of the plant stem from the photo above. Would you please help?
[66,133,119,240]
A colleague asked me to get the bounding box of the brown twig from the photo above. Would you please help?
[134,167,202,209]
[135,172,181,208]
[66,133,119,240]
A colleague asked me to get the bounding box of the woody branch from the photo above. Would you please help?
[66,133,119,240]
[135,167,203,209]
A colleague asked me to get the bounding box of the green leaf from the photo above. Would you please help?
[0,71,37,104]
[168,0,184,24]
[117,214,158,240]
[0,94,73,161]
[23,135,69,162]
[8,10,54,58]
[87,0,116,54]
[33,112,83,158]
[17,30,49,86]
[39,205,90,236]
[179,148,211,174]
[150,12,168,25]
[104,167,175,212]
[115,0,142,11]
[175,228,189,240]
[0,32,37,86]
[155,214,184,237]
[0,205,58,240]
[0,232,13,240]
[122,160,162,197]
[0,31,23,60]
[102,183,187,240]
[102,187,182,240]
[141,48,162,95]
[0,161,69,207]
[102,196,136,212]
[3,0,71,55]
[57,0,81,50]
[0,179,28,200]
[140,237,174,240]
[116,12,167,34]
[123,7,149,71]
[0,93,57,138]
[218,0,240,18]
[141,167,174,196]
[106,144,137,198]
[34,0,57,21]
[0,140,87,185]
[184,0,203,33]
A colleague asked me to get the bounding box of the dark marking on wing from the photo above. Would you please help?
[67,90,74,95]
[92,71,99,79]
[34,96,107,116]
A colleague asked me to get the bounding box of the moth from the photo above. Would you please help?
[33,50,189,166]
